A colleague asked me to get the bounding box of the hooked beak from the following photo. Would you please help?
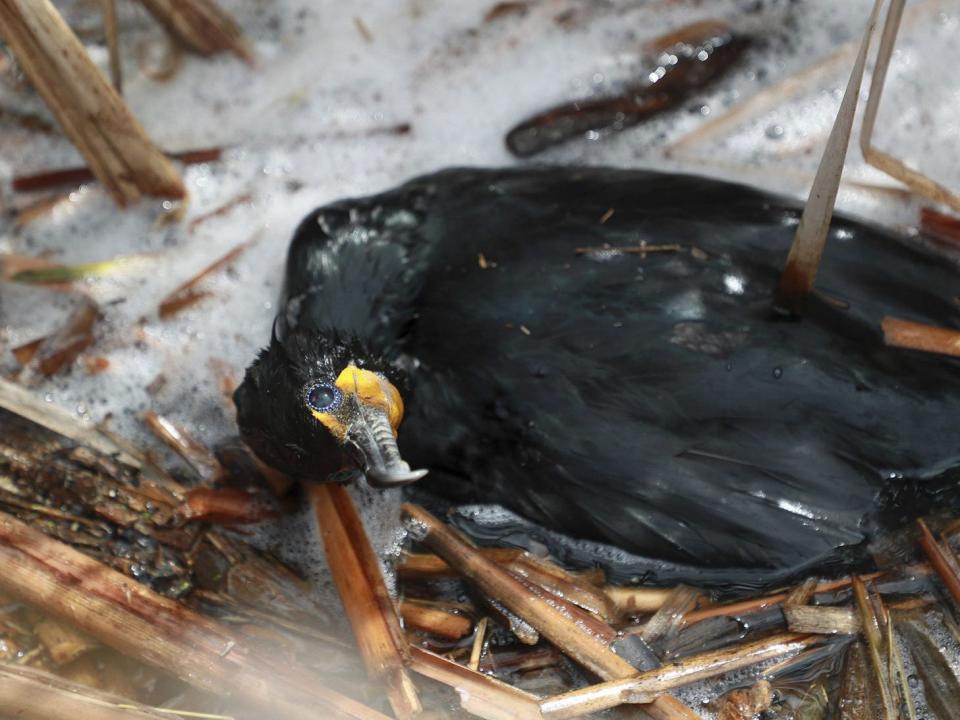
[346,403,428,488]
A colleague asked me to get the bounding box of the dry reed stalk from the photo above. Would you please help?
[0,0,185,205]
[917,518,960,605]
[0,664,172,720]
[402,503,635,679]
[158,241,253,320]
[400,504,695,718]
[469,616,489,671]
[604,586,673,616]
[409,646,543,720]
[784,605,861,635]
[860,0,960,212]
[399,600,473,641]
[310,483,422,720]
[776,0,883,312]
[882,317,960,358]
[684,569,889,625]
[398,549,525,579]
[137,0,252,63]
[539,633,816,720]
[142,410,221,479]
[851,578,897,720]
[0,510,390,720]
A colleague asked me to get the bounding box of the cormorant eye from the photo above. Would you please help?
[305,382,341,413]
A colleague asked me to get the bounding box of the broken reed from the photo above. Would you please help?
[0,0,184,205]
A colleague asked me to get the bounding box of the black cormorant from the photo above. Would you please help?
[235,167,960,584]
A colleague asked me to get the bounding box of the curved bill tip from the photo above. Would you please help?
[366,466,429,488]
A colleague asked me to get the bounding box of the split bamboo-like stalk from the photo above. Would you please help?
[775,0,883,312]
[137,0,252,63]
[0,0,185,205]
[851,578,897,720]
[882,317,960,359]
[400,503,695,718]
[0,510,389,720]
[0,664,173,720]
[538,633,816,720]
[409,646,543,720]
[311,483,422,720]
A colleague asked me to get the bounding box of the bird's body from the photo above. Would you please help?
[238,167,960,585]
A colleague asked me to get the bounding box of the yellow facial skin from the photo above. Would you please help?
[309,365,404,441]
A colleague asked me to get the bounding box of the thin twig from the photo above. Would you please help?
[136,0,252,63]
[917,518,960,605]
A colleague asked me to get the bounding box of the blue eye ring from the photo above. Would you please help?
[305,382,342,413]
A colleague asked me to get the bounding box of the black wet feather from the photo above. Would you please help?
[238,166,960,584]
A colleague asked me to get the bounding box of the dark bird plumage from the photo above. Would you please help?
[236,167,960,585]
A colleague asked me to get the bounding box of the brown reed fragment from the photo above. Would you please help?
[604,586,672,617]
[312,484,422,720]
[142,410,221,479]
[468,616,489,671]
[539,633,816,720]
[0,663,173,720]
[13,147,223,194]
[882,317,960,358]
[400,600,473,641]
[920,206,960,250]
[158,240,253,320]
[784,605,860,635]
[137,0,252,63]
[410,646,542,720]
[851,578,897,720]
[0,509,390,720]
[684,569,890,626]
[402,503,634,679]
[401,503,695,718]
[0,0,184,205]
[399,549,525,579]
[917,518,960,605]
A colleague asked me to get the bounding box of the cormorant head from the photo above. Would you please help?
[234,319,427,487]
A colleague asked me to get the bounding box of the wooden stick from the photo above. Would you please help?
[0,664,172,720]
[312,484,421,719]
[882,317,960,358]
[409,646,543,720]
[775,0,883,313]
[603,586,672,617]
[0,510,389,720]
[0,0,184,205]
[539,633,815,720]
[137,0,252,63]
[917,518,960,605]
[401,504,695,718]
[399,600,473,641]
